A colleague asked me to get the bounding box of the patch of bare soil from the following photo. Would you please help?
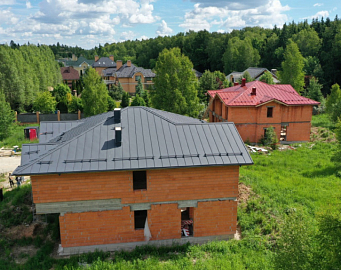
[310,127,336,143]
[237,183,252,206]
[3,223,45,240]
[12,245,38,264]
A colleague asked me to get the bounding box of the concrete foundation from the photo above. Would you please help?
[58,234,234,256]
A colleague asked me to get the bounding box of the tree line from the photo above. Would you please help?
[49,16,341,95]
[0,44,62,112]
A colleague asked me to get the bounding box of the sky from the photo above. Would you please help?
[0,0,339,49]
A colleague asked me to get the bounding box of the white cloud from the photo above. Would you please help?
[0,9,18,25]
[313,3,323,7]
[120,30,135,41]
[156,20,173,36]
[0,0,15,5]
[303,10,329,20]
[26,1,32,8]
[180,0,289,32]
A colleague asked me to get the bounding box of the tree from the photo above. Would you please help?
[68,96,83,113]
[107,96,116,111]
[82,67,109,117]
[307,78,324,102]
[33,91,57,113]
[135,78,144,96]
[0,90,14,140]
[326,84,341,121]
[279,39,305,93]
[292,28,322,57]
[52,83,71,113]
[120,92,130,108]
[150,47,202,117]
[198,70,219,103]
[109,83,123,101]
[131,94,146,106]
[259,71,275,84]
[238,71,253,83]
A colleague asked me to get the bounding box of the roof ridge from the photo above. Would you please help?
[14,109,125,174]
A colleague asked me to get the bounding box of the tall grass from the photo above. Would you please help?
[0,123,39,148]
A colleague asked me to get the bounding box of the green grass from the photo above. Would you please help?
[0,123,39,148]
[0,121,340,269]
[311,114,335,130]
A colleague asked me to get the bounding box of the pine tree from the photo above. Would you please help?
[307,77,324,102]
[135,78,144,96]
[326,84,341,121]
[82,67,109,116]
[120,92,130,108]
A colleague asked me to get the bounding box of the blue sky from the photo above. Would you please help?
[0,0,339,49]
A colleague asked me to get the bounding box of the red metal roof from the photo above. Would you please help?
[207,81,320,106]
[61,67,80,81]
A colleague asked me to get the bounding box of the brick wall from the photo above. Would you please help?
[60,203,181,248]
[31,166,239,204]
[194,200,237,237]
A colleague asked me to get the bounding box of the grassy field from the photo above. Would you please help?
[0,115,340,269]
[0,124,39,149]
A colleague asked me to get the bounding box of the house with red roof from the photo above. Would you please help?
[60,67,80,89]
[207,79,320,144]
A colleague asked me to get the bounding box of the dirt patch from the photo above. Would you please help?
[12,245,39,264]
[238,183,252,205]
[310,127,336,143]
[3,223,45,240]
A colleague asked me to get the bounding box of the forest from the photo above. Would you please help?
[0,45,62,112]
[49,16,341,95]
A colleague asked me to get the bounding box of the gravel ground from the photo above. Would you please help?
[0,156,21,174]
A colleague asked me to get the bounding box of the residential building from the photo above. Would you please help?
[13,107,252,255]
[227,67,280,84]
[102,60,155,94]
[60,67,79,89]
[64,54,94,76]
[207,80,320,144]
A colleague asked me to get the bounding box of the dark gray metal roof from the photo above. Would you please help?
[92,57,116,68]
[13,107,253,176]
[116,63,155,78]
[39,121,83,143]
[21,143,57,166]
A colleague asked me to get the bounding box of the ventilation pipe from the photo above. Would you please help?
[234,82,239,86]
[251,87,257,96]
[115,127,122,147]
[241,78,246,87]
[114,108,121,123]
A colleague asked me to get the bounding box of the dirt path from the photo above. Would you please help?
[0,156,21,174]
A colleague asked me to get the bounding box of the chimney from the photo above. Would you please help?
[234,82,239,86]
[95,55,99,62]
[127,60,131,67]
[251,87,257,96]
[117,60,122,70]
[271,69,277,75]
[114,108,121,123]
[72,54,77,61]
[115,127,122,147]
[109,55,114,61]
[241,78,246,87]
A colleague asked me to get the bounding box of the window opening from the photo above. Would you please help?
[133,171,147,190]
[181,207,193,237]
[134,210,147,229]
[267,107,273,118]
[280,126,287,141]
[264,128,268,139]
[135,75,141,81]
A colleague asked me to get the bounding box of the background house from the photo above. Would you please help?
[60,67,79,89]
[207,80,320,144]
[13,107,252,255]
[64,54,94,76]
[227,67,279,84]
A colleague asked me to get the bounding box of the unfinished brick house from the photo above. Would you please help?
[13,107,252,255]
[207,80,320,144]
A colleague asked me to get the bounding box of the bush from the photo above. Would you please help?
[33,91,57,114]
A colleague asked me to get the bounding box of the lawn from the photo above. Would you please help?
[0,115,340,269]
[0,124,39,149]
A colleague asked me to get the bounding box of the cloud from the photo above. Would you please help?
[303,10,329,20]
[180,0,289,32]
[0,9,18,25]
[0,0,15,5]
[120,30,135,41]
[190,0,269,9]
[26,1,32,8]
[156,20,173,36]
[313,3,323,7]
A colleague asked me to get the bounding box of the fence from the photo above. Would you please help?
[16,111,83,124]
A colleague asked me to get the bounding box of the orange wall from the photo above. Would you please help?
[194,200,237,237]
[31,166,239,204]
[209,96,313,143]
[59,203,181,248]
